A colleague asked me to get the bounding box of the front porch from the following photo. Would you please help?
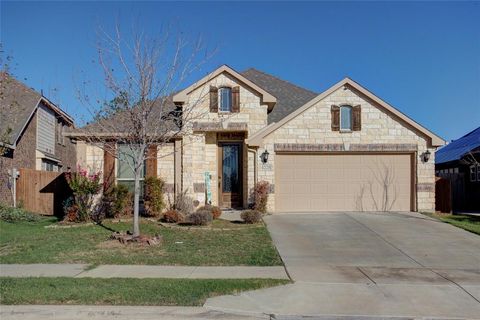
[181,126,255,210]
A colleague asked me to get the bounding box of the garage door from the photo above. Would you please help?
[275,153,412,212]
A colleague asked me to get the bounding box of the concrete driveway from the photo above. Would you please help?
[206,212,480,319]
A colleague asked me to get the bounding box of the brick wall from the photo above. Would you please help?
[0,112,38,205]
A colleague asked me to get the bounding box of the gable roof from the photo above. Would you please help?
[0,72,74,148]
[172,65,277,110]
[241,68,318,124]
[247,77,445,147]
[435,127,480,164]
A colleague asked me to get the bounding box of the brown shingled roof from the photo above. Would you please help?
[0,72,73,147]
[241,68,318,124]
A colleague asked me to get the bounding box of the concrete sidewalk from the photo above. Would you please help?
[0,264,289,279]
[0,305,265,320]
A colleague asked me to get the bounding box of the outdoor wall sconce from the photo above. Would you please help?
[260,149,270,163]
[421,150,431,163]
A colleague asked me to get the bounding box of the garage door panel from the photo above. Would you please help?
[276,154,412,212]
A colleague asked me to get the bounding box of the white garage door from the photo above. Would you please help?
[275,153,412,212]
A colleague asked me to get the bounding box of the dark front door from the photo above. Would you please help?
[219,143,242,208]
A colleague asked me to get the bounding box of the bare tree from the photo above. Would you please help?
[76,25,214,236]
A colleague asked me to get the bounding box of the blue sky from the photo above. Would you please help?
[1,1,479,141]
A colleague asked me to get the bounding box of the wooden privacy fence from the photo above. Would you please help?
[16,168,71,216]
[435,176,452,213]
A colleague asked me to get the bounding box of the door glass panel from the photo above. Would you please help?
[222,145,239,193]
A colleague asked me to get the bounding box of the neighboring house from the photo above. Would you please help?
[72,65,444,213]
[436,127,480,212]
[0,72,76,205]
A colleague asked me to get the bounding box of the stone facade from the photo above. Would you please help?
[181,72,269,207]
[258,85,436,212]
[77,72,439,213]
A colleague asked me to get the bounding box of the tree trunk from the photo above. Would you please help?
[133,168,141,237]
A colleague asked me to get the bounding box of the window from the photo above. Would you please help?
[340,105,353,131]
[117,144,145,195]
[219,87,232,112]
[477,165,480,181]
[42,159,58,172]
[470,165,477,182]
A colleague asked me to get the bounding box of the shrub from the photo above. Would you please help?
[143,177,165,217]
[241,210,262,224]
[65,166,102,222]
[186,209,213,226]
[0,203,40,223]
[252,181,270,214]
[174,190,195,215]
[103,184,132,218]
[162,209,185,223]
[197,204,222,219]
[62,197,79,222]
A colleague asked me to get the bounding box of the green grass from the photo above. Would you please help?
[0,277,290,306]
[0,217,282,265]
[423,212,480,235]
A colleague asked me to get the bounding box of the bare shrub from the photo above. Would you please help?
[197,204,222,219]
[186,209,212,226]
[241,210,262,224]
[162,209,185,223]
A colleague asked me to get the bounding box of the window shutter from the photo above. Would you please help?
[103,142,116,193]
[232,86,240,112]
[146,144,158,178]
[331,105,340,131]
[209,86,218,112]
[352,105,361,131]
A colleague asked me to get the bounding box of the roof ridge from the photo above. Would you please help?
[242,67,317,95]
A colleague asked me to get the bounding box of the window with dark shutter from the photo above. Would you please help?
[331,105,340,131]
[352,105,361,131]
[340,106,353,131]
[209,86,218,112]
[219,87,232,112]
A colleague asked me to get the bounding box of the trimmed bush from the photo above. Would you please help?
[162,209,185,223]
[186,209,213,226]
[0,204,39,223]
[252,181,269,214]
[241,210,262,224]
[197,204,222,219]
[143,177,165,217]
[103,184,132,218]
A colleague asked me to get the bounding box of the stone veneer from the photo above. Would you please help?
[77,78,438,213]
[257,85,436,212]
[181,72,269,207]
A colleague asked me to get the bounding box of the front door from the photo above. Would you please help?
[219,143,242,208]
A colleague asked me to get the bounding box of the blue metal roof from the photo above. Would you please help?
[436,126,480,164]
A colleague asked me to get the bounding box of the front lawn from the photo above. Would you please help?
[0,277,289,306]
[423,212,480,235]
[0,217,282,265]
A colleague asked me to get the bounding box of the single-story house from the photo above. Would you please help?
[436,127,480,212]
[72,65,444,213]
[0,72,76,206]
